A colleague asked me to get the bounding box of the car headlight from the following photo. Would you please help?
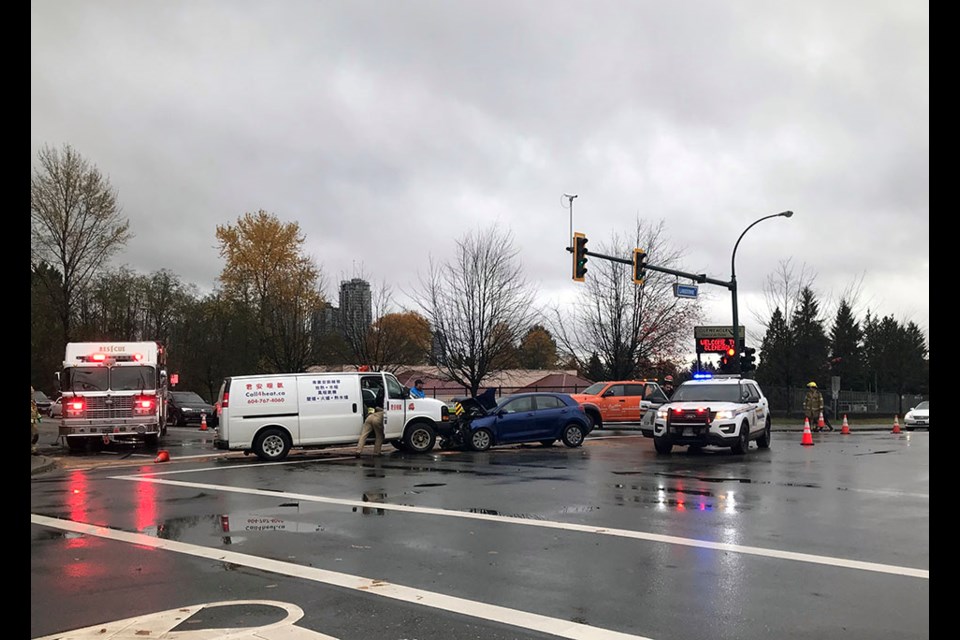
[905,412,913,420]
[657,407,669,420]
[183,407,193,412]
[715,410,734,420]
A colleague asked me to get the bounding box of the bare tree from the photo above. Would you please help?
[412,226,538,396]
[753,259,821,333]
[549,218,702,379]
[31,144,132,343]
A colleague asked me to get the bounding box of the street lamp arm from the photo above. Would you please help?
[729,210,793,373]
[731,211,793,279]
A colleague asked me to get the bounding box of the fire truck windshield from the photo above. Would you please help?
[62,366,155,392]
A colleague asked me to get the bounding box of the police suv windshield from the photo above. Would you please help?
[671,383,743,403]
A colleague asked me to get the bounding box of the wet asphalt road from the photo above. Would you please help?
[30,425,929,640]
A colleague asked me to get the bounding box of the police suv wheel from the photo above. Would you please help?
[757,417,772,449]
[731,422,749,454]
[654,437,672,454]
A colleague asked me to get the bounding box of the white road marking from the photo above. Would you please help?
[31,514,653,640]
[108,475,928,580]
[33,600,339,640]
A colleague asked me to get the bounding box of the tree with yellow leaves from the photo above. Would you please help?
[216,210,327,372]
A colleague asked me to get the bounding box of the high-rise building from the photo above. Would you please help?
[339,278,372,339]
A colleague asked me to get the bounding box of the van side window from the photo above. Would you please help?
[385,375,405,399]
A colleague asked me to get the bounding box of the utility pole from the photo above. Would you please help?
[563,194,577,246]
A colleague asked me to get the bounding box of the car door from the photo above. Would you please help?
[599,384,627,421]
[640,383,669,424]
[533,394,572,439]
[745,381,766,433]
[494,396,538,443]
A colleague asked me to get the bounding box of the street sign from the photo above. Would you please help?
[673,283,698,298]
[694,325,745,340]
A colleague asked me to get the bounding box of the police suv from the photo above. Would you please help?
[652,374,771,454]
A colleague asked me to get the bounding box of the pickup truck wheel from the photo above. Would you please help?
[404,423,436,453]
[654,437,672,454]
[731,422,749,454]
[757,417,772,449]
[561,423,585,447]
[254,427,291,461]
[470,428,493,451]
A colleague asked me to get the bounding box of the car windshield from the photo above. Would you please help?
[915,401,928,410]
[581,383,606,395]
[172,392,206,403]
[671,383,744,403]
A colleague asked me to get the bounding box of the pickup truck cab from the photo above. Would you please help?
[567,380,670,436]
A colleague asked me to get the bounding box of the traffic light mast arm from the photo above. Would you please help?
[582,249,732,289]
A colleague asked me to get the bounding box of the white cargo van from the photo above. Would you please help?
[214,370,449,461]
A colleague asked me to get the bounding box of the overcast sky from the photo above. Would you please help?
[31,1,929,348]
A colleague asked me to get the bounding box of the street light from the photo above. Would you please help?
[730,210,794,373]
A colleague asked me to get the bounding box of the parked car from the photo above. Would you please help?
[903,401,929,430]
[49,395,62,419]
[437,391,592,452]
[167,391,217,427]
[567,380,670,436]
[33,389,53,416]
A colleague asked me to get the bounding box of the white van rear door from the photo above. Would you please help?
[298,374,364,444]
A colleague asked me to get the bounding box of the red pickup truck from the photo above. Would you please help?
[567,380,670,436]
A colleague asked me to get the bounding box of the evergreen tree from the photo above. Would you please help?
[790,287,830,386]
[756,307,793,390]
[828,299,865,390]
[585,352,605,381]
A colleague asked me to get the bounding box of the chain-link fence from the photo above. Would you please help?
[424,383,927,417]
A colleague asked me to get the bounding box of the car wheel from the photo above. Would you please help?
[404,423,436,453]
[561,423,585,447]
[540,439,555,447]
[654,437,672,454]
[757,417,772,449]
[731,422,749,454]
[470,428,493,451]
[253,427,291,461]
[391,439,407,451]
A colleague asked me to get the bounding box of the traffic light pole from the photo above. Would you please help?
[567,208,793,374]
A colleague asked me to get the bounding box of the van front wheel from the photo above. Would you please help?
[404,423,436,453]
[254,427,291,461]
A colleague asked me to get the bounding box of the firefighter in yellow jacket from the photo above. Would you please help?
[803,381,831,432]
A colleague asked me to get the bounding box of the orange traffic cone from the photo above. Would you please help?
[891,415,902,434]
[840,414,850,435]
[801,417,814,446]
[817,411,826,432]
[154,450,170,463]
[200,414,208,431]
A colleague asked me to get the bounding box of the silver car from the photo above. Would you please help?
[903,401,929,430]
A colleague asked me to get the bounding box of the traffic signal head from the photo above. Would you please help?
[740,346,757,373]
[633,248,647,285]
[573,232,588,281]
